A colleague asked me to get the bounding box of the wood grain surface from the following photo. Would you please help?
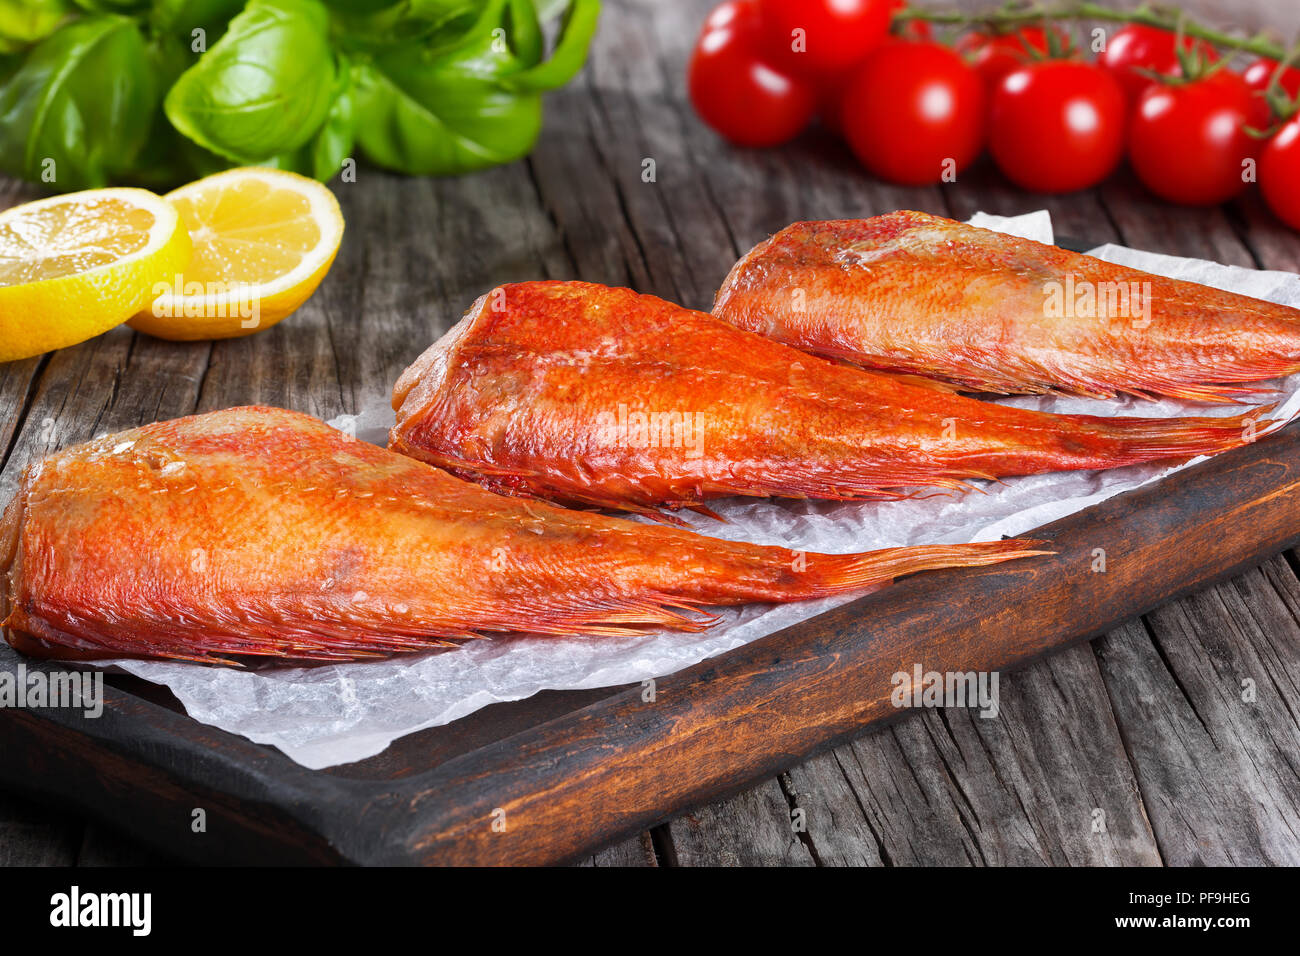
[2,0,1300,866]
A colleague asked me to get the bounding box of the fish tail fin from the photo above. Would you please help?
[1086,408,1273,464]
[611,537,1048,617]
[799,539,1050,597]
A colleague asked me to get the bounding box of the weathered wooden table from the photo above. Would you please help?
[3,0,1300,866]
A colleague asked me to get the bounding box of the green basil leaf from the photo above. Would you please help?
[0,14,158,189]
[264,51,353,180]
[351,0,597,175]
[506,0,542,68]
[164,0,337,164]
[327,0,476,55]
[352,53,542,175]
[502,0,597,93]
[0,0,70,54]
[306,58,354,179]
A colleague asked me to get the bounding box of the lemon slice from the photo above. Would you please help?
[0,188,191,363]
[129,168,344,341]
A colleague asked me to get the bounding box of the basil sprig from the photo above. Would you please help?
[0,0,599,190]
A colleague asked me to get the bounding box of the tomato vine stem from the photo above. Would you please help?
[894,2,1290,62]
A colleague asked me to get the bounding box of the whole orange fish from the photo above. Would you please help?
[0,406,1041,665]
[713,211,1300,402]
[390,280,1262,516]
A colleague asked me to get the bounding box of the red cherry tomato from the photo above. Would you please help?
[1242,57,1300,128]
[1243,57,1300,98]
[1128,73,1257,205]
[840,40,985,186]
[754,0,894,77]
[816,0,917,135]
[1099,24,1219,102]
[1260,115,1300,229]
[988,60,1125,193]
[688,1,818,148]
[955,26,1066,89]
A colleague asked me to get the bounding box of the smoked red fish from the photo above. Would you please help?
[713,211,1300,402]
[0,406,1041,665]
[390,280,1263,516]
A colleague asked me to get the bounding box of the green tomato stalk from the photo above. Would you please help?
[894,1,1291,63]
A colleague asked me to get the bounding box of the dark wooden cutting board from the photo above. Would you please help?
[6,0,1300,871]
[2,412,1296,865]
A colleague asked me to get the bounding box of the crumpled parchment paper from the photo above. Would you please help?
[93,210,1300,769]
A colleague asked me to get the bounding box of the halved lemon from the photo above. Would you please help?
[129,168,344,341]
[0,188,191,363]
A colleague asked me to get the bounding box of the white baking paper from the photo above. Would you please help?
[93,211,1300,769]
